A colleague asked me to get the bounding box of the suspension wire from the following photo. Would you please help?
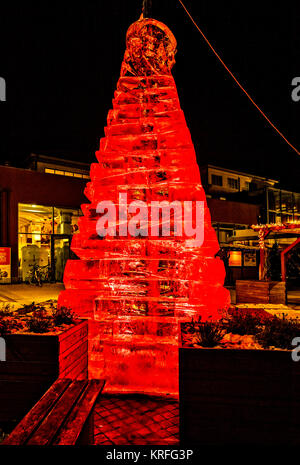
[142,0,152,18]
[178,0,300,156]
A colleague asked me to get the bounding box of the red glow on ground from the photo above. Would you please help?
[58,17,230,396]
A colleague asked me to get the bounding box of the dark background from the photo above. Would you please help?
[0,0,299,189]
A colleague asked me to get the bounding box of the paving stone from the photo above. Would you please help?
[94,395,179,445]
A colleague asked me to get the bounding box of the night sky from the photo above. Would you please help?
[0,0,299,190]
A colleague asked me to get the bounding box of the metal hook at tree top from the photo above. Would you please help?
[142,0,152,18]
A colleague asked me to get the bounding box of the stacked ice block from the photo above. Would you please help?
[58,17,230,395]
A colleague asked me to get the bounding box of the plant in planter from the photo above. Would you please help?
[0,315,23,338]
[5,303,78,335]
[52,306,76,327]
[255,314,300,349]
[26,308,52,333]
[0,302,88,424]
[182,309,268,349]
[180,308,300,445]
[221,309,263,336]
[0,304,14,317]
[195,320,223,348]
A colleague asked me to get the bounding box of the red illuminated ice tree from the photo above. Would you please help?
[58,16,230,396]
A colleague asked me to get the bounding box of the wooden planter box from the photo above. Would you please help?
[0,319,88,424]
[236,280,286,304]
[180,347,300,445]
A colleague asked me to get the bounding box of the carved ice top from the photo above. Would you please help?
[121,17,177,77]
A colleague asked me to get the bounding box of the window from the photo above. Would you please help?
[212,175,223,186]
[268,190,276,211]
[229,251,242,267]
[295,194,300,214]
[269,212,276,223]
[18,204,82,281]
[228,178,239,189]
[53,207,81,235]
[44,168,90,179]
[218,229,233,244]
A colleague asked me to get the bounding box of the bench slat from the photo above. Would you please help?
[3,378,71,445]
[27,380,89,446]
[54,379,105,445]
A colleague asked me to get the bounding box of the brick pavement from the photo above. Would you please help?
[94,394,179,445]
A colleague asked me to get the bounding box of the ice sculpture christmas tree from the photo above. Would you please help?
[58,16,230,396]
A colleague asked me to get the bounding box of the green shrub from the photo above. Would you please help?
[0,304,13,317]
[255,314,300,350]
[0,316,23,337]
[221,310,262,336]
[195,321,223,347]
[26,309,52,333]
[52,306,76,326]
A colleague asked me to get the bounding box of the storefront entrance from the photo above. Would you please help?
[18,203,81,282]
[51,235,70,282]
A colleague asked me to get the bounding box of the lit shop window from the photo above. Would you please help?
[229,251,242,267]
[53,208,81,235]
[45,168,90,179]
[18,204,82,236]
[18,204,82,282]
[18,204,52,282]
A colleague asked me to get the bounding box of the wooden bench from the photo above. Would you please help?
[2,378,105,445]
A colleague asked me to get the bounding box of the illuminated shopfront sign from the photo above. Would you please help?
[0,247,11,283]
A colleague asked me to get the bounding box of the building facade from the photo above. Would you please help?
[200,164,300,284]
[1,157,299,285]
[0,155,88,283]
